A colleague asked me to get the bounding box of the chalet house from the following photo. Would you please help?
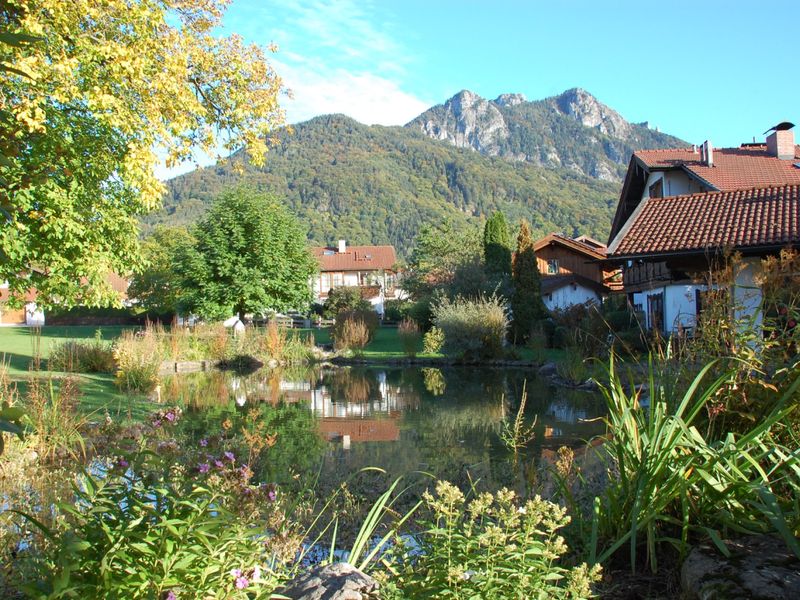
[606,124,800,333]
[533,233,621,311]
[310,240,402,316]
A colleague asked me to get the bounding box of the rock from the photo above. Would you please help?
[681,535,800,600]
[538,362,559,377]
[278,562,379,599]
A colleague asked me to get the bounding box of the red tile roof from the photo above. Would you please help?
[635,145,800,191]
[609,184,800,257]
[532,233,608,259]
[312,245,397,272]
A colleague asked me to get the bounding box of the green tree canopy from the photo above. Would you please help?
[483,211,512,276]
[0,0,284,308]
[181,189,317,319]
[127,226,195,315]
[511,219,547,341]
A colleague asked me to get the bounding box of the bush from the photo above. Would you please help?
[113,330,161,393]
[422,326,445,355]
[431,295,508,360]
[382,481,601,598]
[397,319,421,357]
[323,287,371,318]
[17,452,292,598]
[382,299,413,323]
[47,331,116,373]
[331,310,378,351]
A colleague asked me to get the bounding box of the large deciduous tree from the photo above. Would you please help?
[0,0,284,307]
[181,189,317,320]
[511,219,547,341]
[127,226,195,315]
[483,211,512,276]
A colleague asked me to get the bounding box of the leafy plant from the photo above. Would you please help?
[499,382,537,454]
[422,326,445,355]
[47,331,116,373]
[382,481,601,599]
[323,287,371,319]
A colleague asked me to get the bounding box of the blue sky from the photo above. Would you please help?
[161,0,799,177]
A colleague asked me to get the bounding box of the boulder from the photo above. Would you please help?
[278,562,379,600]
[681,535,800,600]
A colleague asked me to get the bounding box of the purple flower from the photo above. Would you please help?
[116,458,129,469]
[164,592,177,600]
[198,463,210,474]
[235,576,249,590]
[165,411,176,422]
[153,419,162,428]
[214,460,225,469]
[224,451,235,462]
[199,438,208,447]
[267,489,277,502]
[230,568,242,578]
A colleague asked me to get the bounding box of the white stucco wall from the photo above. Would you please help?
[733,258,763,333]
[642,171,708,200]
[544,284,600,311]
[632,284,705,332]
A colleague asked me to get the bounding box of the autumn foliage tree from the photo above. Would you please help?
[511,219,547,341]
[0,0,285,307]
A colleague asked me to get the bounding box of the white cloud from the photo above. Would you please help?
[277,60,430,126]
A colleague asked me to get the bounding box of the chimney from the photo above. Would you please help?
[338,239,346,254]
[700,140,713,167]
[767,129,795,160]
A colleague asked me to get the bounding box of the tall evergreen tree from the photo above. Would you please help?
[483,211,512,276]
[511,219,547,341]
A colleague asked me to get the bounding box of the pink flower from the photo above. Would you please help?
[198,463,210,474]
[164,592,177,600]
[235,576,249,590]
[199,438,208,447]
[224,451,235,462]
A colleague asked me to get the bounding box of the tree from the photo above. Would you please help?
[483,211,512,276]
[181,189,317,320]
[127,226,195,315]
[0,0,284,308]
[511,219,547,341]
[322,287,371,318]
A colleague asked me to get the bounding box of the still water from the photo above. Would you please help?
[161,366,606,493]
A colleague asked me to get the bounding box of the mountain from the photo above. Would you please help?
[153,89,688,256]
[407,88,686,181]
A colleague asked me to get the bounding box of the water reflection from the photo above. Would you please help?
[163,366,606,490]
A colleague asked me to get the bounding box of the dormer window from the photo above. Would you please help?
[547,259,559,274]
[649,179,663,198]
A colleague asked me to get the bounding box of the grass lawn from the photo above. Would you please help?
[0,325,153,419]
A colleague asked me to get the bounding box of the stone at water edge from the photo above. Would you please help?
[278,562,379,599]
[681,535,800,600]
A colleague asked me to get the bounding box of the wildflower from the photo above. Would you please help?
[164,592,177,600]
[235,576,249,590]
[198,463,210,474]
[517,505,527,515]
[214,459,225,469]
[268,489,277,502]
[116,458,129,470]
[199,438,208,447]
[230,568,242,578]
[165,410,176,422]
[224,451,235,462]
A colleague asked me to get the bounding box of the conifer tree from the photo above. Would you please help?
[511,219,547,341]
[483,211,512,276]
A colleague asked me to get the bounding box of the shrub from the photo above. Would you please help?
[422,326,445,355]
[556,346,589,384]
[323,287,371,318]
[47,331,116,373]
[24,375,87,463]
[397,319,421,357]
[17,452,293,598]
[431,295,508,359]
[331,310,378,351]
[383,299,413,323]
[113,330,161,393]
[382,481,601,598]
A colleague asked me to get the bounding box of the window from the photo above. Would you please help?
[647,292,665,332]
[649,179,663,199]
[547,259,559,274]
[332,273,343,287]
[320,273,331,292]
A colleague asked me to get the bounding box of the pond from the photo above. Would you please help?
[160,365,606,496]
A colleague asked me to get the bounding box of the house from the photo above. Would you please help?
[606,124,800,333]
[532,233,621,311]
[0,274,131,326]
[310,240,402,316]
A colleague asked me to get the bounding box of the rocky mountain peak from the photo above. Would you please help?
[493,93,527,107]
[554,88,630,137]
[410,89,508,156]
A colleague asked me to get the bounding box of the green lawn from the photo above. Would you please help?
[0,325,153,419]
